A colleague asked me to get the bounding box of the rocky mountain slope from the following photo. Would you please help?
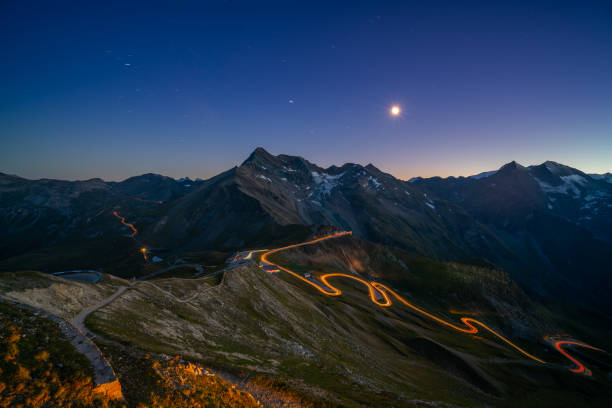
[2,235,611,407]
[1,148,611,315]
[411,160,612,313]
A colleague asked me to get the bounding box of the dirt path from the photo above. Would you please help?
[137,263,204,281]
[137,270,227,303]
[71,285,131,336]
[1,299,123,398]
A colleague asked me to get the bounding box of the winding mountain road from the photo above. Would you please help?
[137,263,204,281]
[112,211,137,237]
[260,231,604,374]
[109,211,603,374]
[554,340,603,375]
[72,285,132,336]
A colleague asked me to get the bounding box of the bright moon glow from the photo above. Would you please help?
[390,105,401,116]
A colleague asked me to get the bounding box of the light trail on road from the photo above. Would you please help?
[245,249,268,260]
[554,340,603,374]
[112,211,138,237]
[260,232,603,373]
[370,281,544,363]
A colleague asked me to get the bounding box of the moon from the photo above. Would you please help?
[390,105,401,117]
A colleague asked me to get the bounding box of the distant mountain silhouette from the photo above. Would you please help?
[1,148,611,314]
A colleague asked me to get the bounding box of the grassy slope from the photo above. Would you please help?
[86,264,507,407]
[0,301,122,407]
[2,234,611,407]
[266,236,612,407]
[0,275,289,408]
[95,344,260,408]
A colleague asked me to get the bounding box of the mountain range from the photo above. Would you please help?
[1,148,611,315]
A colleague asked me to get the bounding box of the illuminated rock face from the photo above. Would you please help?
[94,379,123,400]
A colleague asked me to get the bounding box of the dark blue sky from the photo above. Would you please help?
[2,0,611,180]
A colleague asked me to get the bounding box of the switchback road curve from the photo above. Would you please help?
[112,211,138,237]
[260,232,603,374]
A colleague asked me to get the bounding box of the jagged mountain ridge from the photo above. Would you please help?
[0,171,200,261]
[414,160,612,242]
[198,147,510,260]
[412,159,612,312]
[1,148,611,313]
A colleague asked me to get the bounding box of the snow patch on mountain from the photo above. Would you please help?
[368,176,381,188]
[561,174,588,185]
[469,170,497,180]
[545,162,562,173]
[535,176,584,196]
[588,173,612,184]
[256,174,272,183]
[311,171,344,195]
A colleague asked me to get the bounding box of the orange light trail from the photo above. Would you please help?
[370,281,544,363]
[261,232,604,372]
[133,197,163,204]
[553,340,603,374]
[112,211,138,237]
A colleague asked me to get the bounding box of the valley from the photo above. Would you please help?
[2,229,611,406]
[1,149,611,407]
[5,2,611,405]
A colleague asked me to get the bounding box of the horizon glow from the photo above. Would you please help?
[1,1,611,181]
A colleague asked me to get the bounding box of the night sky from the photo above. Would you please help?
[2,1,611,181]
